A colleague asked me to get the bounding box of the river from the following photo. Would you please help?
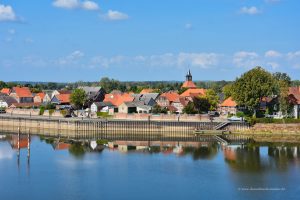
[0,133,299,200]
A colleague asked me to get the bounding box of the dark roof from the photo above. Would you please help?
[93,102,114,107]
[0,95,18,106]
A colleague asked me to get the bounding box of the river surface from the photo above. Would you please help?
[0,134,300,200]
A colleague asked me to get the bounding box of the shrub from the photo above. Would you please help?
[236,111,245,118]
[49,109,55,116]
[97,112,111,118]
[60,110,67,117]
[39,106,45,115]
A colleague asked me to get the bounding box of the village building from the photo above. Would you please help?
[103,92,135,113]
[0,94,17,108]
[33,92,46,103]
[219,97,239,115]
[0,88,11,95]
[289,87,300,118]
[118,102,137,114]
[78,86,106,107]
[51,93,71,109]
[181,70,197,89]
[132,93,159,107]
[9,87,34,103]
[91,102,114,113]
[140,88,155,94]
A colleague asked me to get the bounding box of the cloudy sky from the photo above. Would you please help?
[0,0,299,82]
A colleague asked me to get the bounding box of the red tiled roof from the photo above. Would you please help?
[221,97,237,107]
[12,87,33,98]
[166,105,178,112]
[0,88,11,95]
[57,94,71,104]
[289,87,300,104]
[140,89,154,94]
[182,81,197,89]
[36,92,46,100]
[104,93,134,107]
[180,88,206,97]
[160,92,180,102]
[58,90,72,94]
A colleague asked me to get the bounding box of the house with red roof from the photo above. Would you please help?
[103,92,134,113]
[156,92,189,113]
[34,92,46,103]
[0,88,11,95]
[51,93,71,109]
[10,87,33,103]
[219,97,239,115]
[140,88,155,94]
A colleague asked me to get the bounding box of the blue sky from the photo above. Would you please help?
[0,0,300,82]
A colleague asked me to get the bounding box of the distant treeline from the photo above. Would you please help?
[1,78,300,94]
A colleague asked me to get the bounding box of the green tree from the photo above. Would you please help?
[204,89,219,110]
[232,66,276,116]
[70,88,87,109]
[222,84,233,99]
[0,81,7,89]
[193,96,210,113]
[151,104,168,114]
[273,72,291,86]
[183,102,197,114]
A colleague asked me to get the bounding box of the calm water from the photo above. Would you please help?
[0,134,300,200]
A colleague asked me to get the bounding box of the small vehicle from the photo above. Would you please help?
[0,109,6,114]
[228,116,243,121]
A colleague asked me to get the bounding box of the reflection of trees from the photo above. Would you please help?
[183,143,218,160]
[268,146,300,171]
[69,143,85,158]
[225,146,265,172]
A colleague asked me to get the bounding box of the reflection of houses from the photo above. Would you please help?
[52,141,70,150]
[9,135,29,149]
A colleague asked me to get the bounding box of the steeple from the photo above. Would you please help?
[186,69,192,81]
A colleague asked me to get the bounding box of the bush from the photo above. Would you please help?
[236,111,245,118]
[60,110,67,117]
[49,109,55,116]
[97,112,111,118]
[39,106,45,115]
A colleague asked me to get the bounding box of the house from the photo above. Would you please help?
[51,90,72,98]
[51,93,71,109]
[0,94,17,108]
[219,97,238,115]
[289,87,300,118]
[180,88,206,98]
[79,86,106,107]
[43,92,52,103]
[33,92,46,103]
[156,92,180,107]
[104,93,134,112]
[140,88,154,94]
[132,93,159,106]
[10,87,33,103]
[91,102,114,113]
[0,88,11,95]
[118,102,137,114]
[135,103,152,113]
[181,70,197,89]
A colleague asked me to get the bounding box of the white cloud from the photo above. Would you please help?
[239,6,260,15]
[82,1,99,10]
[177,53,219,68]
[267,62,279,70]
[233,51,259,67]
[53,0,80,9]
[0,4,17,22]
[104,10,129,21]
[57,50,85,65]
[185,23,193,30]
[265,50,282,58]
[287,51,300,60]
[53,0,99,11]
[8,29,15,34]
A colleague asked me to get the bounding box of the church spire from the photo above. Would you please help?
[186,69,192,81]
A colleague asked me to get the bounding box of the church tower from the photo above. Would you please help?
[182,69,197,89]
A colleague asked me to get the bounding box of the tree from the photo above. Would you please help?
[183,102,197,114]
[222,84,233,99]
[193,96,210,113]
[151,104,168,114]
[0,81,7,89]
[70,88,87,109]
[232,66,276,116]
[204,89,219,110]
[273,72,291,86]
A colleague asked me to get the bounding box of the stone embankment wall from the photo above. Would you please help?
[250,123,300,134]
[6,108,64,118]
